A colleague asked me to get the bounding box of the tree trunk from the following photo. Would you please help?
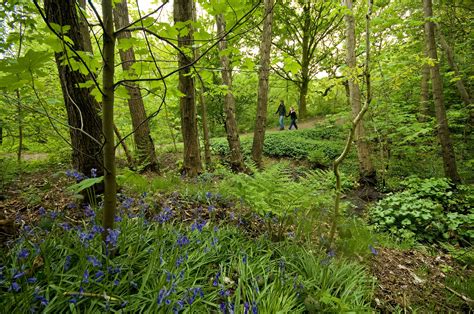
[113,0,158,172]
[344,0,376,187]
[437,28,472,106]
[216,14,246,173]
[198,85,212,168]
[298,3,311,119]
[44,0,103,177]
[174,0,202,177]
[113,124,134,168]
[420,48,431,120]
[423,0,460,183]
[101,0,117,233]
[252,0,274,168]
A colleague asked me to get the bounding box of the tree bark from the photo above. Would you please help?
[216,14,246,173]
[113,0,158,172]
[343,0,376,187]
[44,0,103,177]
[437,28,472,106]
[101,0,117,233]
[174,0,202,177]
[420,48,431,120]
[423,0,461,183]
[298,3,311,119]
[252,0,274,168]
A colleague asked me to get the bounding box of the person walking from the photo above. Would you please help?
[275,100,286,130]
[287,107,298,130]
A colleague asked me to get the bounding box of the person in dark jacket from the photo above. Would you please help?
[275,100,286,130]
[286,107,298,130]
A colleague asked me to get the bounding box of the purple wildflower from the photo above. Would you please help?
[64,255,72,271]
[114,279,120,286]
[18,248,29,260]
[95,271,104,282]
[244,302,250,314]
[327,249,336,258]
[50,211,59,219]
[213,271,221,287]
[242,254,247,264]
[13,271,26,279]
[220,302,227,313]
[105,229,120,247]
[82,269,89,283]
[27,277,37,283]
[91,225,104,234]
[69,297,77,304]
[84,205,95,218]
[252,301,258,314]
[114,215,122,222]
[176,234,190,248]
[34,294,48,306]
[369,245,378,255]
[191,220,207,232]
[87,255,102,268]
[59,222,71,231]
[10,282,21,292]
[91,168,97,178]
[38,207,46,216]
[205,192,212,199]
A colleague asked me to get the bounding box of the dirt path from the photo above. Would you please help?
[240,116,325,139]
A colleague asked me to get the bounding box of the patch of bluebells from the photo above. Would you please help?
[59,222,72,231]
[87,255,102,268]
[176,234,190,248]
[105,229,120,247]
[64,255,72,271]
[18,248,29,260]
[185,287,204,305]
[121,197,134,210]
[213,271,221,287]
[84,205,95,218]
[154,207,173,224]
[191,219,207,232]
[66,169,84,181]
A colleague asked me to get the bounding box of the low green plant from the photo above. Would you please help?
[369,177,474,244]
[0,199,374,313]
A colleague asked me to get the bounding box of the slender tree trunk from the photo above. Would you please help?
[252,0,274,168]
[174,0,202,176]
[102,0,117,233]
[330,0,373,249]
[423,0,460,183]
[113,124,134,168]
[216,14,246,173]
[44,0,103,177]
[198,85,212,168]
[192,3,212,169]
[113,0,158,172]
[420,48,431,120]
[298,4,311,119]
[16,89,22,163]
[437,28,472,106]
[344,0,376,187]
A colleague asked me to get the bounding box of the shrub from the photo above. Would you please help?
[369,177,474,244]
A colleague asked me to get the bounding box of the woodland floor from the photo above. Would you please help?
[1,164,473,312]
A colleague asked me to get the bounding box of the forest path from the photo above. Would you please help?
[239,116,325,139]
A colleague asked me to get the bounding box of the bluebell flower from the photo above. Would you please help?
[50,211,59,219]
[82,269,89,283]
[10,282,21,292]
[67,203,77,209]
[122,197,134,209]
[114,279,120,286]
[208,205,215,213]
[59,222,71,231]
[107,266,121,275]
[175,255,185,267]
[191,220,207,232]
[27,277,37,283]
[244,302,250,314]
[220,302,227,313]
[87,255,102,268]
[105,229,120,247]
[114,215,122,222]
[69,297,77,304]
[121,301,128,308]
[219,289,230,297]
[95,271,104,282]
[64,255,72,271]
[84,205,95,218]
[18,248,29,260]
[13,270,26,279]
[213,271,221,287]
[91,225,104,234]
[211,237,218,246]
[176,234,190,248]
[214,226,219,232]
[327,249,336,258]
[35,294,48,306]
[91,168,97,178]
[242,254,247,264]
[205,192,212,199]
[252,301,258,314]
[157,287,170,305]
[369,245,378,255]
[38,207,46,216]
